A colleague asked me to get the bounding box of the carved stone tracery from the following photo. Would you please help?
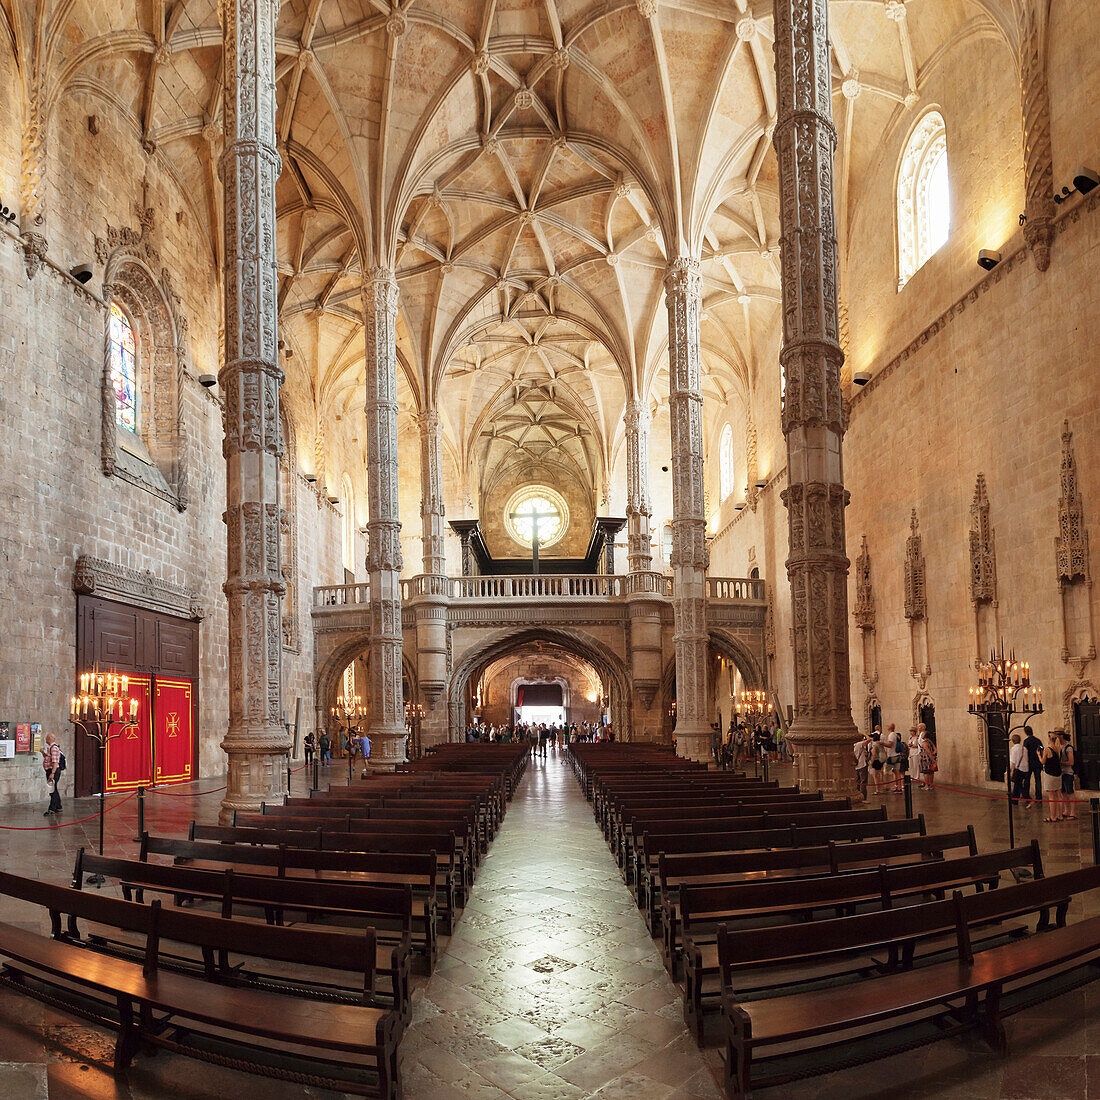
[854,535,875,631]
[1055,419,1095,671]
[904,509,926,622]
[419,408,447,577]
[624,398,653,573]
[1020,8,1055,271]
[219,0,288,823]
[363,269,407,769]
[968,474,997,604]
[773,0,858,794]
[664,257,710,762]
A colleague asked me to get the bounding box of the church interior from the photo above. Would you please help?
[1,0,1100,1095]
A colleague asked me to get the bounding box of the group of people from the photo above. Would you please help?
[1008,727,1077,821]
[303,729,372,766]
[464,720,614,754]
[853,723,938,800]
[715,719,789,771]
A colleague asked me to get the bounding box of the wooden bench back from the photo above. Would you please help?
[680,844,1043,930]
[623,804,869,830]
[191,823,457,861]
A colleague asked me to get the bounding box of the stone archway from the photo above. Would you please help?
[448,627,633,743]
[315,633,418,729]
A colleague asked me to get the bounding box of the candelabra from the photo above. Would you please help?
[968,639,1043,848]
[331,694,366,784]
[735,690,773,724]
[70,670,140,885]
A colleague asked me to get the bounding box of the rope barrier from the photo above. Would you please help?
[907,778,1094,806]
[142,760,310,799]
[0,790,138,831]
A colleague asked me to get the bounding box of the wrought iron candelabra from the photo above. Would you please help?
[332,694,366,785]
[70,670,139,885]
[968,639,1043,848]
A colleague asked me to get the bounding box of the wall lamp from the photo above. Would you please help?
[0,202,15,223]
[304,473,318,483]
[977,249,1002,272]
[1054,166,1099,205]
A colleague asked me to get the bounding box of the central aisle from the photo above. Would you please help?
[402,752,722,1099]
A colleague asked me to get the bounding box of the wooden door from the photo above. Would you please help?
[1074,699,1100,790]
[76,595,199,797]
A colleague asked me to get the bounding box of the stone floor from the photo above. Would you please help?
[0,754,1096,1097]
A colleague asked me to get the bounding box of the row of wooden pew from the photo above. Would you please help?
[570,742,1100,1099]
[0,742,528,1097]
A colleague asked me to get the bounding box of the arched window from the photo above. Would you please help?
[108,302,138,432]
[719,424,734,501]
[897,110,949,288]
[341,474,356,576]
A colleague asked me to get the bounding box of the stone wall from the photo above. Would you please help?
[0,85,351,803]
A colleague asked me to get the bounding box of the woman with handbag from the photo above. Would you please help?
[917,727,937,789]
[1041,732,1062,821]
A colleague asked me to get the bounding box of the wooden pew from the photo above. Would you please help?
[140,835,439,969]
[0,870,400,1097]
[653,827,978,954]
[73,850,413,1028]
[191,821,468,909]
[718,865,1100,1097]
[680,843,1044,1036]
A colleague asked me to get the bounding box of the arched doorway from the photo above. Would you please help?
[448,628,630,742]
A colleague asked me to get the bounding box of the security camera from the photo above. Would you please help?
[304,473,318,483]
[1074,166,1099,195]
[70,263,93,284]
[977,249,1001,271]
[852,370,871,386]
[198,374,217,388]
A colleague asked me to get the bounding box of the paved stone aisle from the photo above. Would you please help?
[401,752,723,1099]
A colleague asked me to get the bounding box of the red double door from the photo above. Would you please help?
[102,675,195,792]
[76,595,199,797]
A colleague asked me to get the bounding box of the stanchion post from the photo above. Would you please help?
[1092,798,1099,867]
[762,752,769,784]
[133,785,144,843]
[312,758,319,791]
[903,774,913,819]
[286,754,292,794]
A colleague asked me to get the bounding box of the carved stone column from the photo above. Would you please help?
[219,0,287,823]
[418,409,447,577]
[773,0,858,794]
[1020,8,1055,271]
[363,269,407,770]
[19,84,48,278]
[624,397,653,573]
[664,258,710,762]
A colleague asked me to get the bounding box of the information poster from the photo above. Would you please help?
[30,723,42,753]
[15,723,30,753]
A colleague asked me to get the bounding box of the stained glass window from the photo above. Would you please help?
[108,302,138,432]
[897,111,950,288]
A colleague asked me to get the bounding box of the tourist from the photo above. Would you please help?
[882,723,900,792]
[1041,732,1062,821]
[1022,725,1044,806]
[853,731,871,800]
[1059,732,1077,822]
[304,730,315,766]
[42,732,63,816]
[869,731,886,794]
[907,726,921,784]
[319,729,331,764]
[917,727,937,789]
[1008,733,1026,804]
[360,733,371,762]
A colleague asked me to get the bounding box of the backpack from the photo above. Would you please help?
[56,750,67,774]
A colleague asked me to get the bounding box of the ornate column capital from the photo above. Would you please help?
[663,256,701,298]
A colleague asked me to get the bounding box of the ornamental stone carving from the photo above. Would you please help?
[968,474,997,604]
[20,85,47,278]
[73,555,203,620]
[904,509,926,621]
[773,0,858,794]
[624,398,653,573]
[664,257,710,761]
[854,535,875,631]
[219,0,289,824]
[1055,419,1090,584]
[363,269,407,769]
[636,0,658,17]
[1020,8,1055,271]
[419,408,446,576]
